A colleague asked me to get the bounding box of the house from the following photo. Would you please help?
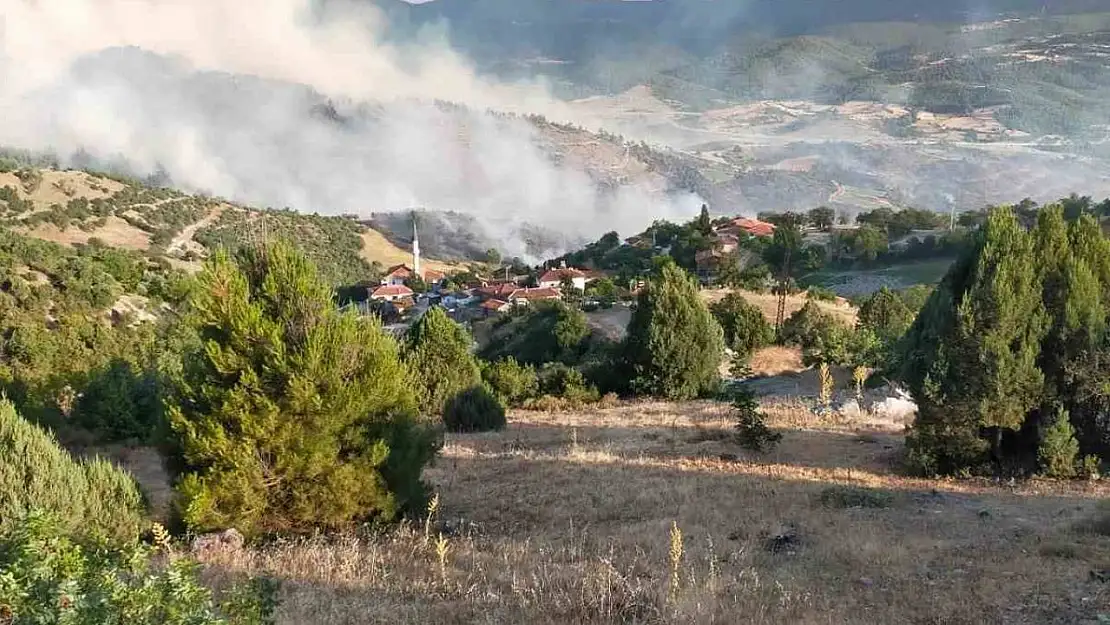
[511,287,561,305]
[370,284,414,302]
[476,282,522,301]
[716,217,776,239]
[381,264,416,287]
[480,299,512,316]
[538,267,587,291]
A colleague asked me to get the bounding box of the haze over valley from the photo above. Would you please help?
[3,0,1110,258]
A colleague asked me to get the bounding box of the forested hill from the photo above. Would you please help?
[0,162,458,288]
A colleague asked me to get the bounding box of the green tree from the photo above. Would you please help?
[807,206,835,232]
[586,277,618,299]
[168,242,438,536]
[485,248,502,265]
[849,224,888,262]
[710,292,773,360]
[1039,408,1079,478]
[481,357,538,407]
[443,385,506,433]
[857,287,914,343]
[404,274,428,294]
[696,204,713,236]
[0,399,145,543]
[404,307,481,417]
[763,222,803,277]
[623,259,724,399]
[899,207,1047,472]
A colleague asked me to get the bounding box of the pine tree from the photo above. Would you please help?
[169,242,438,536]
[696,204,713,236]
[710,292,773,360]
[900,207,1047,472]
[857,287,913,343]
[404,306,482,417]
[623,258,724,399]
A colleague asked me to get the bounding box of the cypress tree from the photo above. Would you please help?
[623,258,724,399]
[696,204,713,236]
[169,242,437,536]
[900,207,1046,472]
[403,306,482,417]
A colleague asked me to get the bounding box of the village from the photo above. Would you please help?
[353,212,791,330]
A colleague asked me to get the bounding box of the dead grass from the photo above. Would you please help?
[193,400,1110,624]
[20,215,151,250]
[359,228,459,274]
[702,288,858,327]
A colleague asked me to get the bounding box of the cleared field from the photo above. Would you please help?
[805,258,956,297]
[198,400,1110,625]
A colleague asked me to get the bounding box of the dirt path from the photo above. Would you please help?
[167,206,224,255]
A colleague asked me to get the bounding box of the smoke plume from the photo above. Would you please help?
[0,0,702,260]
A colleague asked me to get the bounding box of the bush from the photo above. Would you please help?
[404,307,482,417]
[710,292,774,361]
[443,385,507,433]
[481,357,539,407]
[0,512,278,625]
[72,359,164,442]
[732,389,781,452]
[623,259,724,399]
[168,242,438,537]
[537,362,601,404]
[1039,409,1079,478]
[0,400,145,544]
[817,485,894,509]
[806,286,838,302]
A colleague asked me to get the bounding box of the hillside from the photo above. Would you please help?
[0,166,454,285]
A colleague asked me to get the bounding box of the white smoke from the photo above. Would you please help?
[0,0,702,260]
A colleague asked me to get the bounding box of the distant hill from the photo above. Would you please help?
[0,164,459,286]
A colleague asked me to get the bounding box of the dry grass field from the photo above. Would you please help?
[196,399,1110,625]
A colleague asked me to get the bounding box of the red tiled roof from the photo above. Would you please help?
[423,269,446,282]
[727,218,776,238]
[515,287,561,300]
[481,299,511,311]
[539,268,586,283]
[384,264,414,279]
[478,283,520,298]
[371,284,414,298]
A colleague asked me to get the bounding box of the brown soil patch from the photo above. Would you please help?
[21,215,151,250]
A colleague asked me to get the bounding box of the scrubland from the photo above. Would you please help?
[196,400,1110,624]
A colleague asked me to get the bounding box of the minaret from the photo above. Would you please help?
[412,211,421,278]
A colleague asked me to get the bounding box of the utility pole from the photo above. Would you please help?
[775,244,792,331]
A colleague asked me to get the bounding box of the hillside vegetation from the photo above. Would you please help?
[0,164,442,284]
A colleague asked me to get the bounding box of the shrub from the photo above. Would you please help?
[72,359,164,442]
[806,286,838,302]
[710,292,774,361]
[0,399,145,544]
[623,259,724,399]
[481,357,538,407]
[817,485,893,509]
[404,307,482,417]
[443,385,507,433]
[1039,409,1079,478]
[168,242,438,537]
[0,512,277,625]
[732,389,781,452]
[537,362,601,404]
